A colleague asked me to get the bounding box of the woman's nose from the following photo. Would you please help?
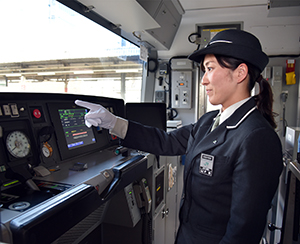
[201,72,209,86]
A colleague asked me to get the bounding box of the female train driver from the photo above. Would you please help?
[75,29,283,244]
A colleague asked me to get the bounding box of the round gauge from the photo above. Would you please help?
[6,131,31,158]
[42,142,53,158]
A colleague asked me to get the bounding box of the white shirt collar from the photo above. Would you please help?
[217,97,251,125]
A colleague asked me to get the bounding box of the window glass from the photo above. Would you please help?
[0,0,143,103]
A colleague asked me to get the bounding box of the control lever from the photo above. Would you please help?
[26,179,40,191]
[268,223,281,231]
[6,164,40,191]
[100,155,145,201]
[114,146,128,156]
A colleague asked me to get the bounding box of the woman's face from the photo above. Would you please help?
[201,54,244,110]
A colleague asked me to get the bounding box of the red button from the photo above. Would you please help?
[111,135,117,140]
[33,109,41,119]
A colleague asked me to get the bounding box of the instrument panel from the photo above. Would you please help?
[0,93,152,244]
[0,92,125,204]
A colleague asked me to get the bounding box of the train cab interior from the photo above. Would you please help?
[0,0,299,243]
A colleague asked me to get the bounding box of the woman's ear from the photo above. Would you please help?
[236,63,248,83]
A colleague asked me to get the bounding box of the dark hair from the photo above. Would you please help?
[201,55,276,129]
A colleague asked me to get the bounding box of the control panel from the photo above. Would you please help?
[170,59,193,109]
[0,93,124,211]
[171,71,193,109]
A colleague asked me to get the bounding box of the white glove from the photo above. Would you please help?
[75,100,117,129]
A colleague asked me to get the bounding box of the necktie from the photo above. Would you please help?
[211,114,221,131]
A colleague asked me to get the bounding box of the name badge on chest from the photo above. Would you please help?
[199,153,214,177]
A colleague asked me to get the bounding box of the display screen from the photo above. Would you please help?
[58,108,96,150]
[47,99,124,161]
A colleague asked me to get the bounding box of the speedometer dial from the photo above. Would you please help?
[6,131,31,158]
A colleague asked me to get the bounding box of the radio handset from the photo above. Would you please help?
[133,178,152,213]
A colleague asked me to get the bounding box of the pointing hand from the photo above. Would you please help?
[75,100,117,129]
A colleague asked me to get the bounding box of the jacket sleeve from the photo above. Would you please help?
[220,127,283,244]
[121,120,193,156]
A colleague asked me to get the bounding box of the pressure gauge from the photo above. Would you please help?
[42,142,53,158]
[6,131,31,158]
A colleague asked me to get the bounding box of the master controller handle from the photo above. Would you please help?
[268,223,281,231]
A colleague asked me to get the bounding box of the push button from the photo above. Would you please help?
[33,109,41,119]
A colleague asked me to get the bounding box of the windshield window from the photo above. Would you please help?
[0,0,143,102]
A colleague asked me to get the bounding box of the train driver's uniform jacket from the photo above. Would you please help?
[113,97,283,244]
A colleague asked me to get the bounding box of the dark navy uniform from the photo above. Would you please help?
[122,97,283,244]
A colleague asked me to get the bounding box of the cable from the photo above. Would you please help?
[141,212,152,244]
[188,32,200,43]
[281,91,288,137]
[168,108,178,120]
[283,104,286,137]
[188,32,201,50]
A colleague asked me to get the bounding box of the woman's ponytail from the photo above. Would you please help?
[253,75,277,129]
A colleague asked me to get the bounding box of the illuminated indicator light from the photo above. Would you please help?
[33,109,41,119]
[179,82,185,86]
[73,131,87,136]
[3,180,19,187]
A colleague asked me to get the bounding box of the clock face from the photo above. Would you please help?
[42,146,51,157]
[42,142,53,158]
[6,131,31,158]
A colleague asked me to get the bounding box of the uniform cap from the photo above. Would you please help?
[188,29,269,72]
